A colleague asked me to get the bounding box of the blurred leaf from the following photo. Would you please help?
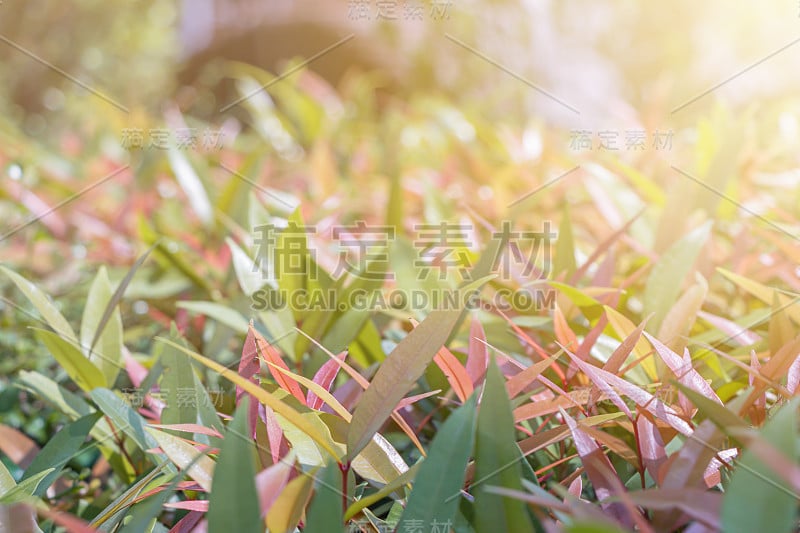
[21,413,100,497]
[554,206,577,278]
[177,301,249,334]
[467,315,489,386]
[34,328,106,391]
[0,469,53,504]
[252,325,306,404]
[80,266,123,386]
[88,244,154,356]
[717,268,800,324]
[1,266,76,343]
[168,147,213,226]
[721,399,799,533]
[643,221,711,334]
[227,237,266,297]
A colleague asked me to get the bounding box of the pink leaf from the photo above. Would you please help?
[396,390,441,410]
[562,346,632,419]
[636,415,667,483]
[262,404,289,465]
[567,476,583,500]
[788,353,800,394]
[467,315,489,386]
[697,311,761,346]
[238,324,261,436]
[644,333,721,406]
[573,354,693,436]
[307,351,345,410]
[124,350,149,387]
[164,500,209,512]
[255,456,295,517]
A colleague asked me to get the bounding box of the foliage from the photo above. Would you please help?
[1,54,800,532]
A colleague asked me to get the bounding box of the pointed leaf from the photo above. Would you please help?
[208,398,261,533]
[472,360,535,533]
[399,394,477,531]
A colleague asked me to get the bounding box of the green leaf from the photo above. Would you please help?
[176,301,249,334]
[146,428,215,492]
[91,388,158,452]
[0,469,54,503]
[347,276,491,460]
[472,359,535,533]
[673,383,747,439]
[168,147,213,226]
[304,462,345,533]
[208,398,261,533]
[643,221,711,334]
[80,266,123,386]
[554,206,576,278]
[226,237,267,296]
[159,330,198,427]
[721,399,799,533]
[22,413,101,496]
[0,461,16,496]
[1,266,76,342]
[88,244,154,356]
[156,337,343,460]
[34,328,106,391]
[17,370,94,420]
[399,394,478,530]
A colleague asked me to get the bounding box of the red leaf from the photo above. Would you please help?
[603,318,647,375]
[262,404,289,465]
[168,510,205,533]
[306,351,345,410]
[505,355,558,399]
[396,389,441,410]
[124,350,149,387]
[251,326,306,405]
[621,488,721,531]
[433,346,473,403]
[239,324,262,436]
[560,408,631,526]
